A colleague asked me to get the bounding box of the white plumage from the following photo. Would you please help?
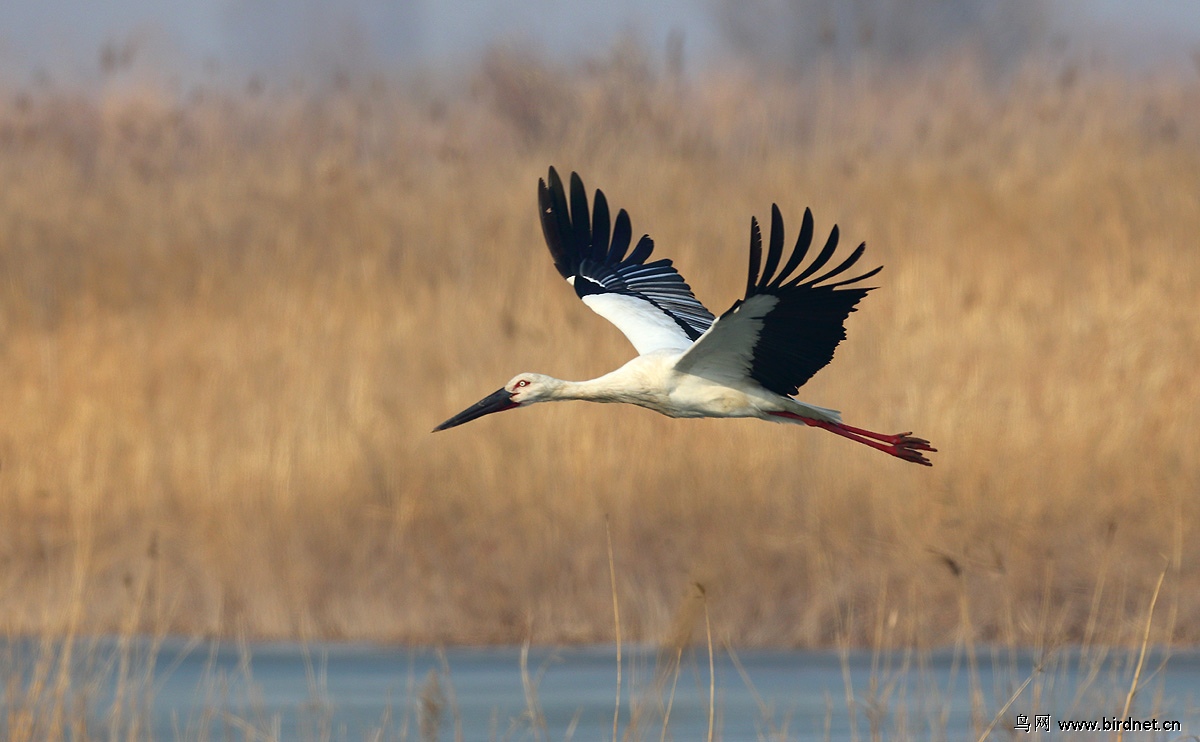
[579,293,693,355]
[435,168,935,466]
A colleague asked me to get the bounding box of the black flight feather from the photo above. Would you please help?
[769,207,814,289]
[537,167,715,343]
[745,216,762,298]
[726,206,882,397]
[759,204,785,287]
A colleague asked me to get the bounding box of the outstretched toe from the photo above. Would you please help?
[893,436,935,466]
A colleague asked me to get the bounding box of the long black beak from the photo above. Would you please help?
[433,388,518,431]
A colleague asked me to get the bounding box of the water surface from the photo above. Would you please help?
[5,638,1198,740]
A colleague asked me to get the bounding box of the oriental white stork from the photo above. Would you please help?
[434,168,936,466]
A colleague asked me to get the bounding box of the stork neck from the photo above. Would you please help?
[555,370,647,405]
[554,377,609,402]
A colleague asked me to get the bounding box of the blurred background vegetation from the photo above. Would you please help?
[0,0,1197,647]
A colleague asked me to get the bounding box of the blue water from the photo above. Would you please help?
[3,638,1198,740]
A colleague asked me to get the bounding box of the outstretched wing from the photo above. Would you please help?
[538,167,715,355]
[674,205,881,396]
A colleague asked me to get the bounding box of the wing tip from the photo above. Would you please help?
[744,206,883,295]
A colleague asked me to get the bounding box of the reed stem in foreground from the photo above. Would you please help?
[606,518,621,742]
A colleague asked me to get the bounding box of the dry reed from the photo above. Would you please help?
[0,39,1196,649]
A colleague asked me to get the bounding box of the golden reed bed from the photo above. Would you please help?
[0,44,1196,647]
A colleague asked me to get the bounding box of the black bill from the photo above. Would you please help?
[433,388,518,431]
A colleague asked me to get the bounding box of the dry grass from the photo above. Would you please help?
[0,41,1197,647]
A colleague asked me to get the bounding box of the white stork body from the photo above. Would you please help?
[435,168,935,466]
[534,352,840,422]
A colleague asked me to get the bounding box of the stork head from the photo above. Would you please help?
[433,373,557,431]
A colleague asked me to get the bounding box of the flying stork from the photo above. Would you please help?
[434,168,936,466]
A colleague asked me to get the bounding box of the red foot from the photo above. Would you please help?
[769,412,936,466]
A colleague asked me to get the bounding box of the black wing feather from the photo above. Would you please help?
[592,189,611,263]
[540,168,575,278]
[731,208,881,397]
[568,173,593,261]
[809,242,877,286]
[626,235,655,266]
[609,209,632,263]
[790,224,841,286]
[537,167,715,342]
[745,216,762,297]
[769,207,814,289]
[759,204,785,287]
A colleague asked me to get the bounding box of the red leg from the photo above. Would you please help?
[769,412,936,466]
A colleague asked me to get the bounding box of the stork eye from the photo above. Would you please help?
[516,379,530,388]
